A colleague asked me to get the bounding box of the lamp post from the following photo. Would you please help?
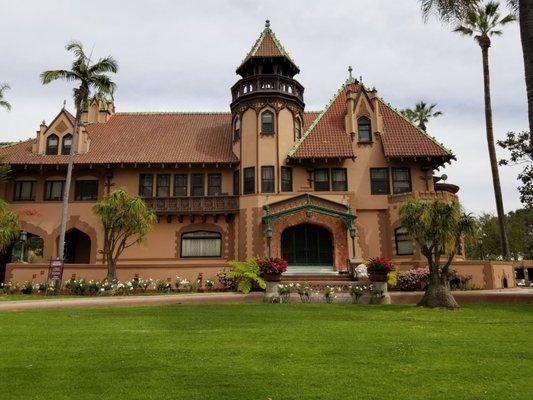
[19,230,28,262]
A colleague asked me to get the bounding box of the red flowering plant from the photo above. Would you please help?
[257,257,288,276]
[366,257,395,275]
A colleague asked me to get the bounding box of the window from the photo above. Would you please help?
[233,170,240,195]
[314,168,330,191]
[243,167,255,194]
[395,227,413,255]
[392,168,411,194]
[139,174,153,197]
[13,181,36,201]
[174,174,187,197]
[181,231,222,258]
[75,180,98,201]
[281,167,293,192]
[295,117,302,139]
[156,174,170,197]
[233,117,241,140]
[358,117,372,142]
[44,180,65,201]
[46,134,59,155]
[370,168,389,195]
[261,166,275,193]
[261,110,275,133]
[61,134,73,155]
[208,173,222,196]
[191,173,205,196]
[332,168,348,191]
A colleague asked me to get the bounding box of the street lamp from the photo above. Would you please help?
[19,230,28,262]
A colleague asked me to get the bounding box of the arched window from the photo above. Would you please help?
[46,134,59,155]
[181,231,222,258]
[61,134,73,155]
[261,110,275,134]
[294,117,302,139]
[395,227,413,255]
[233,117,241,140]
[358,117,372,143]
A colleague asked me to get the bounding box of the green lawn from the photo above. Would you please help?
[1,304,532,400]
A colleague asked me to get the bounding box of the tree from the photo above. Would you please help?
[0,157,10,184]
[401,101,443,131]
[400,199,476,308]
[452,1,516,259]
[498,131,533,207]
[93,189,156,281]
[41,41,118,262]
[0,200,19,254]
[0,83,11,111]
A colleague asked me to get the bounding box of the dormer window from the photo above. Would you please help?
[61,134,73,155]
[261,110,275,134]
[358,117,372,143]
[295,117,302,139]
[233,117,241,140]
[46,134,59,155]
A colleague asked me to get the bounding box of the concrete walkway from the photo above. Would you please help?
[0,288,531,312]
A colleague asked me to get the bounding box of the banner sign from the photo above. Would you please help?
[48,258,64,280]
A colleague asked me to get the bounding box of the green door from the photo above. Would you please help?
[281,224,333,266]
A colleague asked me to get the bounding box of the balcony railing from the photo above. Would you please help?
[231,74,304,103]
[145,196,239,215]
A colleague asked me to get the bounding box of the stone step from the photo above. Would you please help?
[281,275,352,282]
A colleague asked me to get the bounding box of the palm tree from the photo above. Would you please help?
[401,101,443,131]
[452,1,515,259]
[0,83,11,111]
[41,41,118,262]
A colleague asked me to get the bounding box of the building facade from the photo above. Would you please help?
[2,22,515,288]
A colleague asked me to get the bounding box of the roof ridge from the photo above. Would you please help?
[115,111,231,116]
[378,99,454,156]
[287,80,350,157]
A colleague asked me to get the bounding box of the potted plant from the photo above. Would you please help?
[257,257,288,282]
[366,257,395,282]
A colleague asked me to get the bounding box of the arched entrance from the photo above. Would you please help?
[281,224,333,267]
[63,229,91,264]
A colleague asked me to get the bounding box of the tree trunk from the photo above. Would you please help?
[57,104,82,260]
[105,252,117,282]
[417,282,459,308]
[480,43,511,259]
[519,0,533,159]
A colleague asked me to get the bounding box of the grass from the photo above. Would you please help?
[0,303,532,400]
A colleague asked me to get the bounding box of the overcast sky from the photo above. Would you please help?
[0,0,527,214]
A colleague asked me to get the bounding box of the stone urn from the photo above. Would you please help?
[369,272,389,283]
[262,273,282,282]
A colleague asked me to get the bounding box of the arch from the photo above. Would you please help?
[46,134,59,155]
[61,133,73,155]
[233,116,241,140]
[260,109,275,134]
[357,116,372,142]
[176,223,226,259]
[294,115,302,140]
[50,216,99,263]
[61,228,91,264]
[281,223,333,267]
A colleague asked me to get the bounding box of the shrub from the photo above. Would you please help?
[175,276,192,292]
[323,286,337,304]
[65,279,89,295]
[277,284,293,303]
[348,284,370,304]
[204,279,215,290]
[155,279,172,293]
[217,270,237,291]
[397,267,429,291]
[295,283,311,303]
[225,259,266,294]
[1,281,19,294]
[20,281,34,295]
[366,257,395,274]
[137,278,153,292]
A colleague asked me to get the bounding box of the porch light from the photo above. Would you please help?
[349,227,356,238]
[20,230,28,242]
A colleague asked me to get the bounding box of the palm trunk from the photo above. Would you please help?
[519,0,533,159]
[480,43,511,260]
[57,105,82,260]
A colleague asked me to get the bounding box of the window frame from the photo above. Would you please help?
[139,174,154,198]
[191,173,205,197]
[207,173,222,196]
[233,116,241,140]
[392,167,412,194]
[314,168,330,191]
[331,168,348,191]
[180,230,222,258]
[173,174,188,197]
[261,166,275,193]
[46,134,59,155]
[233,170,240,196]
[243,167,255,195]
[13,181,36,202]
[281,166,293,192]
[358,117,372,143]
[44,180,65,201]
[370,168,390,195]
[294,117,302,140]
[261,110,275,134]
[74,180,99,201]
[156,174,171,198]
[395,227,414,256]
[61,133,73,155]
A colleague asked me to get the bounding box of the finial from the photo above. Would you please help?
[348,65,353,79]
[41,120,46,126]
[359,75,363,83]
[265,19,270,28]
[62,100,66,109]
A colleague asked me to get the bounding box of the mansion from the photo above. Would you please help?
[0,22,515,288]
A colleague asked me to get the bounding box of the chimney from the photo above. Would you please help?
[345,87,357,138]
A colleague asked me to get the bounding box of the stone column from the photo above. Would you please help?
[370,281,391,305]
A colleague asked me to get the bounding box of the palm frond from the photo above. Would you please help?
[88,56,119,75]
[40,70,80,85]
[453,25,474,35]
